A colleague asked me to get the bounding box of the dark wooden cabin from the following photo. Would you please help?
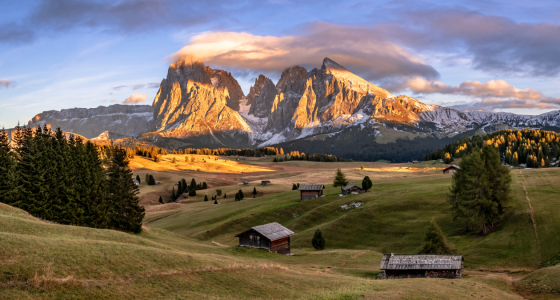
[243,181,249,185]
[235,222,295,255]
[443,165,461,174]
[261,180,271,186]
[298,184,325,201]
[379,254,464,279]
[341,183,364,195]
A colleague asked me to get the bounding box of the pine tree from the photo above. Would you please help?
[238,189,244,200]
[234,193,240,201]
[145,173,150,185]
[214,199,218,204]
[202,182,207,189]
[148,174,156,185]
[362,176,373,192]
[204,195,208,202]
[449,146,511,235]
[181,178,188,194]
[159,196,163,204]
[216,189,222,196]
[223,193,227,199]
[420,219,451,254]
[292,183,298,190]
[333,168,348,187]
[0,127,17,204]
[253,187,257,196]
[107,147,145,233]
[171,187,176,202]
[312,229,326,250]
[136,175,141,184]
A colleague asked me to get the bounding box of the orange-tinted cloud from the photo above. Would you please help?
[122,93,147,104]
[169,24,439,81]
[0,80,14,88]
[386,77,560,108]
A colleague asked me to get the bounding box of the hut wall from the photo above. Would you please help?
[385,270,462,279]
[443,169,457,174]
[238,232,271,249]
[270,237,290,254]
[300,191,321,201]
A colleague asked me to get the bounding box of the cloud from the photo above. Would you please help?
[112,85,127,91]
[0,80,15,88]
[386,77,560,110]
[102,99,107,102]
[170,24,439,81]
[146,82,160,89]
[110,100,117,103]
[450,99,558,111]
[385,9,560,77]
[132,84,145,90]
[122,93,147,104]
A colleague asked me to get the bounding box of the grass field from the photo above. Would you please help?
[2,156,560,299]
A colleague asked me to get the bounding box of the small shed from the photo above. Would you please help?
[379,254,464,279]
[243,181,249,185]
[298,184,325,201]
[443,165,461,174]
[261,180,271,186]
[132,180,140,185]
[412,160,419,164]
[341,183,364,195]
[235,222,295,255]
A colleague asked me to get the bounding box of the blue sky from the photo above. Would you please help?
[1,0,560,128]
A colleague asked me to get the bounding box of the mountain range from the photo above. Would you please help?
[24,57,560,161]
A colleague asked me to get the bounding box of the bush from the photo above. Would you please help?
[172,157,176,163]
[421,219,452,254]
[216,189,222,196]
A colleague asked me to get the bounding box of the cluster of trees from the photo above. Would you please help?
[0,126,144,233]
[291,183,300,190]
[233,188,257,201]
[274,153,352,163]
[144,174,157,185]
[134,146,168,161]
[181,147,283,157]
[424,129,560,168]
[448,146,512,235]
[169,178,207,202]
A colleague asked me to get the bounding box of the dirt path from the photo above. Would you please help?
[338,251,366,268]
[520,170,541,256]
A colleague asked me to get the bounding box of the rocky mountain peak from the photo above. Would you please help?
[321,57,347,71]
[276,65,308,94]
[246,74,268,106]
[249,76,277,118]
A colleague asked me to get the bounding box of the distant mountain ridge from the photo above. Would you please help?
[24,57,560,161]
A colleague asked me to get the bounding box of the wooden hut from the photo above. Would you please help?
[235,222,295,255]
[443,165,461,174]
[298,184,325,201]
[341,183,364,195]
[379,254,464,279]
[412,160,419,164]
[261,180,271,186]
[243,181,249,185]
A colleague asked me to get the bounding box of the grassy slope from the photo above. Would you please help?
[147,163,557,271]
[0,202,524,299]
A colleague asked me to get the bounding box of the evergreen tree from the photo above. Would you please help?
[136,175,141,184]
[204,195,208,202]
[107,147,145,233]
[448,146,511,235]
[190,178,197,190]
[148,174,156,185]
[238,189,244,199]
[312,229,326,250]
[145,173,150,185]
[292,183,298,190]
[181,178,188,194]
[223,193,227,199]
[214,199,218,204]
[216,189,222,196]
[362,176,373,192]
[333,168,348,187]
[159,196,163,204]
[202,182,207,189]
[253,187,257,196]
[171,187,176,202]
[234,193,240,201]
[0,127,17,204]
[420,219,451,254]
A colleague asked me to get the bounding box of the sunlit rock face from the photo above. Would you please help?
[27,104,153,139]
[246,75,268,106]
[152,58,252,144]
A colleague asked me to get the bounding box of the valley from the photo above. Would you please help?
[3,154,558,299]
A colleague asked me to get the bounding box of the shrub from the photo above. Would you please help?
[312,229,325,250]
[216,189,222,196]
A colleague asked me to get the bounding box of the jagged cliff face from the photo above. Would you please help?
[27,104,153,139]
[246,75,268,106]
[248,76,277,118]
[152,59,252,145]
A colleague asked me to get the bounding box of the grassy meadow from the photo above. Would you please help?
[2,154,560,299]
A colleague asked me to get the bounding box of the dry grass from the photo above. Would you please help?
[129,154,273,174]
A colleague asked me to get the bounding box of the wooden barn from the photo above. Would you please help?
[379,254,464,279]
[235,222,295,255]
[443,165,461,174]
[298,184,325,201]
[341,183,364,195]
[261,180,271,186]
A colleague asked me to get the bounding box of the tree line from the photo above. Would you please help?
[0,126,144,233]
[424,129,560,167]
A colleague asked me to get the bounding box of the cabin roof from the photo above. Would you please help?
[443,165,461,171]
[342,183,358,190]
[380,254,463,270]
[235,222,295,241]
[298,184,325,191]
[261,180,271,183]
